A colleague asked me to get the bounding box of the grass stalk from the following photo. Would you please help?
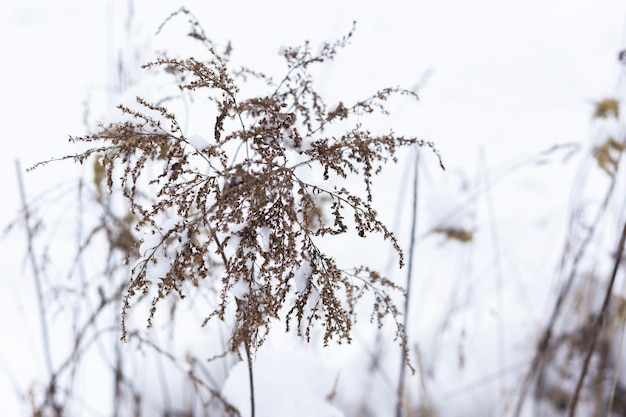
[395,149,420,417]
[15,159,54,377]
[567,212,626,417]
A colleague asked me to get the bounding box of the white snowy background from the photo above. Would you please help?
[1,1,625,416]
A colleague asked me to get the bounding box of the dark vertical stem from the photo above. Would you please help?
[567,215,626,417]
[245,340,255,417]
[245,266,256,417]
[15,160,54,377]
[513,156,621,417]
[112,343,122,417]
[395,150,420,417]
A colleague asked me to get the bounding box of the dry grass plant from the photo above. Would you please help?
[26,8,444,416]
[510,88,626,416]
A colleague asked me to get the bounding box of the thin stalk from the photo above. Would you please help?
[15,160,54,377]
[234,293,256,417]
[567,214,626,417]
[513,152,621,417]
[245,266,256,417]
[246,340,255,417]
[395,150,420,417]
[481,149,506,414]
[607,311,626,417]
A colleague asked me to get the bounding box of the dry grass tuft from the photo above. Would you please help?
[32,7,443,370]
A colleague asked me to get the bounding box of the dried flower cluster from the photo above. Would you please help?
[33,8,443,363]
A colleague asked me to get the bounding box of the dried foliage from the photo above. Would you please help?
[32,8,443,366]
[432,226,474,243]
[593,137,625,177]
[593,98,619,119]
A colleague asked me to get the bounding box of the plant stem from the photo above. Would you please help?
[513,153,621,417]
[395,150,420,417]
[245,338,255,417]
[567,214,626,417]
[15,160,54,377]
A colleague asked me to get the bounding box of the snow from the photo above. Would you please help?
[257,225,272,252]
[293,260,312,293]
[230,278,250,300]
[187,134,210,151]
[221,349,344,417]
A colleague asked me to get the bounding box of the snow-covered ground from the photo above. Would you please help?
[1,1,625,416]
